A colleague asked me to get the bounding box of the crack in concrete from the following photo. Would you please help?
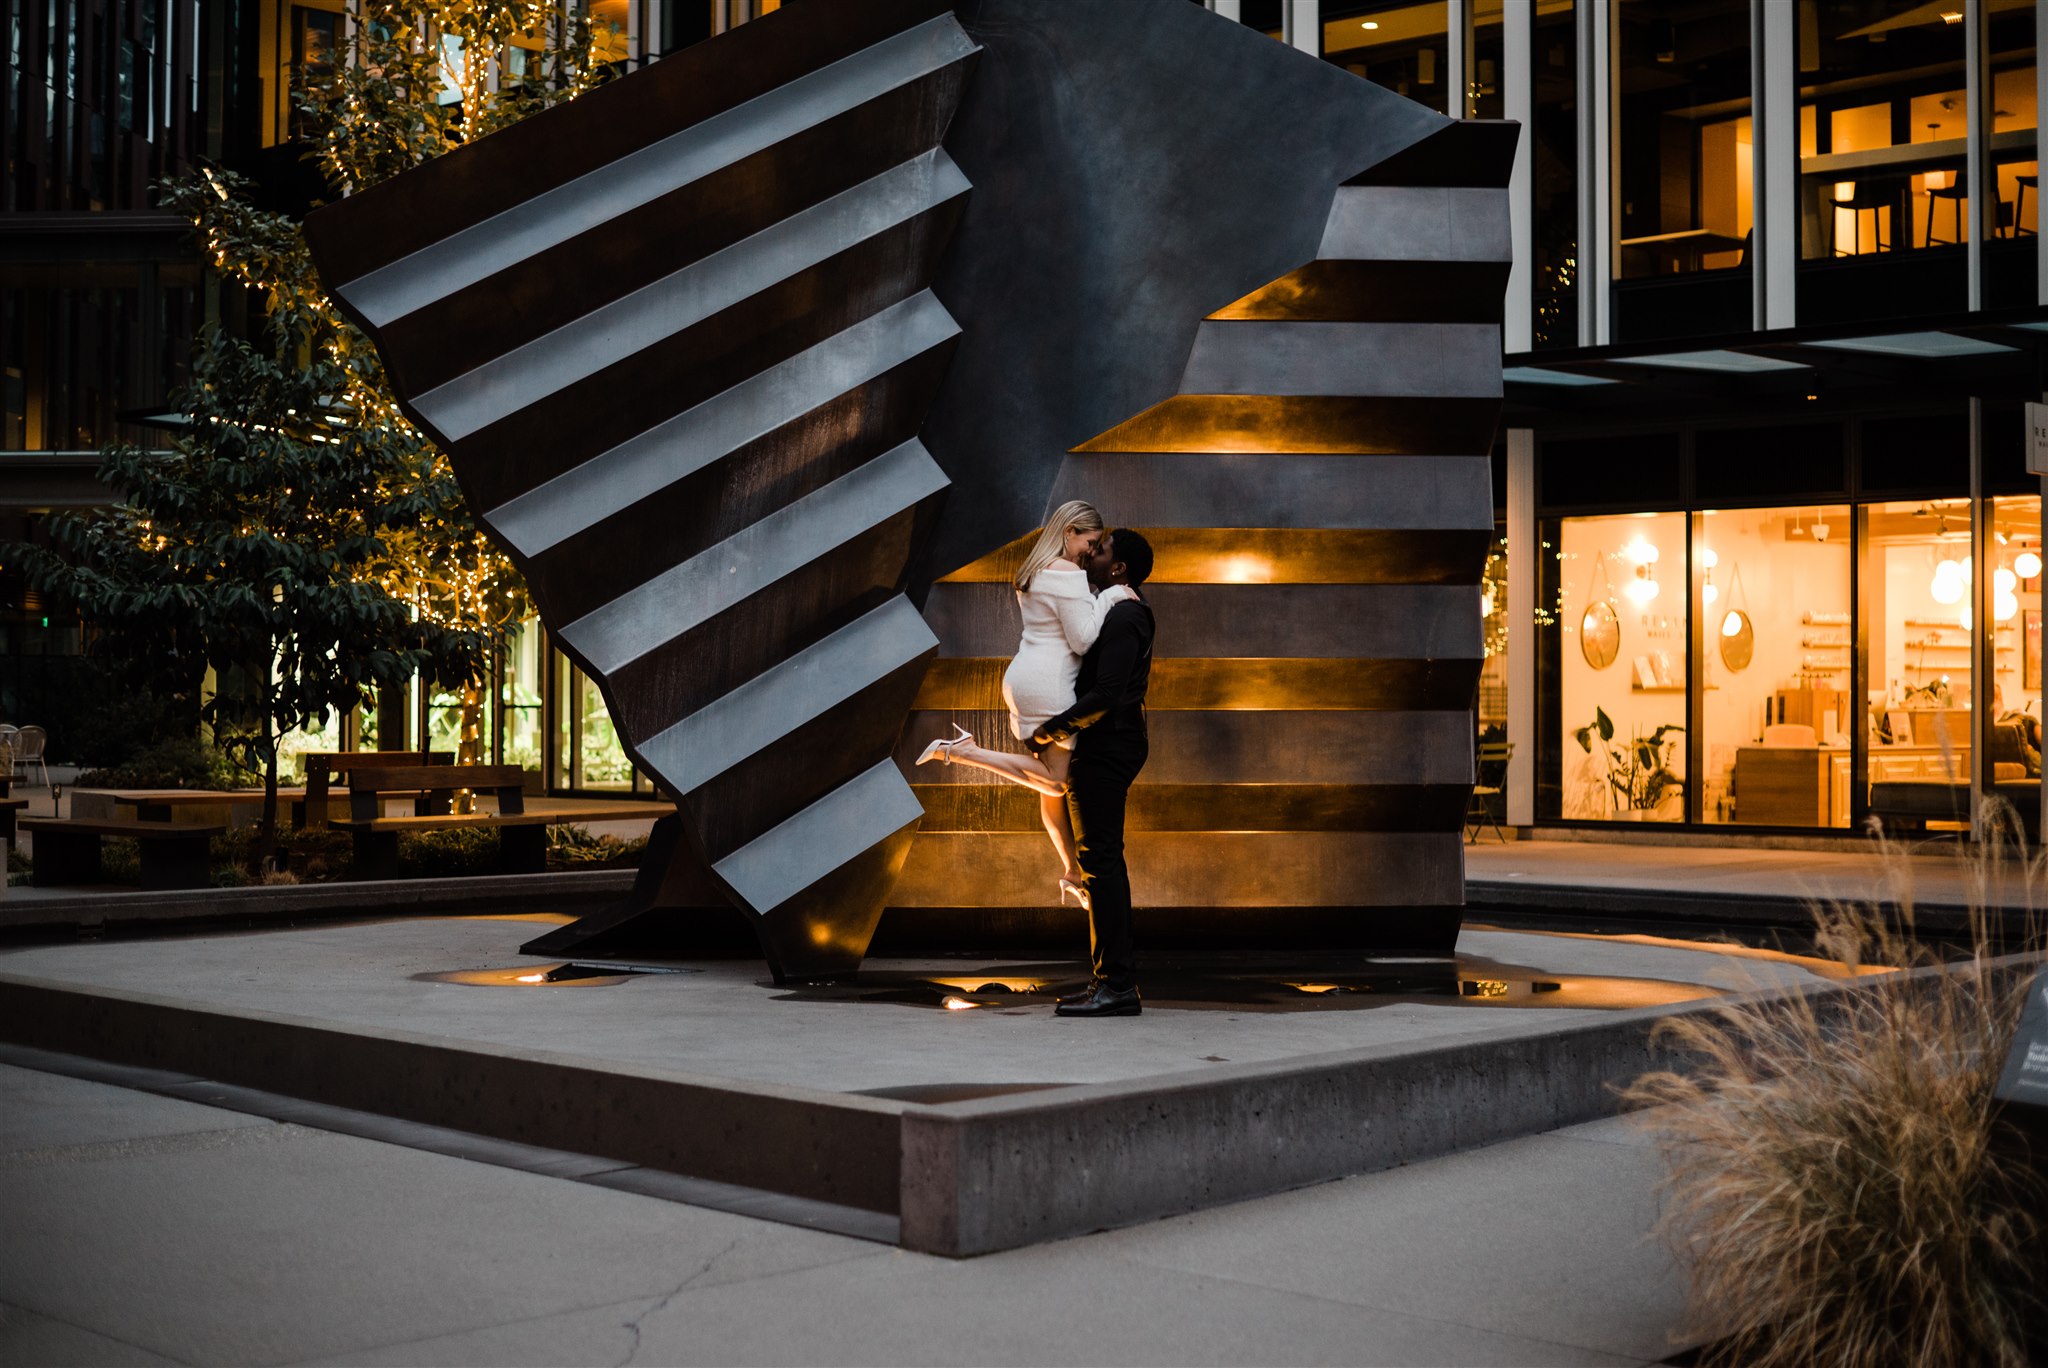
[615,1234,743,1367]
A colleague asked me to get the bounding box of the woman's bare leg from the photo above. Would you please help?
[1036,746,1080,879]
[940,741,1066,799]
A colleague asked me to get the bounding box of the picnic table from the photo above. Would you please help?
[99,788,310,823]
[335,764,674,877]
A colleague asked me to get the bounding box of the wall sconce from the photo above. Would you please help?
[1624,564,1660,604]
[1931,556,1966,605]
[2017,548,2042,580]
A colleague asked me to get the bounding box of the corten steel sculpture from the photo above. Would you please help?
[304,0,1515,980]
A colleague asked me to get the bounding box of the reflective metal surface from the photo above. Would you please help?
[305,0,1516,976]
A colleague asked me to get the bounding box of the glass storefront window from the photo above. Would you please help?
[553,652,634,791]
[1321,2,1451,116]
[1868,498,1974,819]
[1470,1,1504,121]
[1556,511,1688,822]
[501,619,544,773]
[1531,0,1578,348]
[1696,506,1852,828]
[1990,4,2037,244]
[1797,1,1970,263]
[1616,1,1754,279]
[1990,496,2043,808]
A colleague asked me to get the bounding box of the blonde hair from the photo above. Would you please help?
[1013,500,1104,592]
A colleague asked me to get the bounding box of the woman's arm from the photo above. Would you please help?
[1050,581,1133,656]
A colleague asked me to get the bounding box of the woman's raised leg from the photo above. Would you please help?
[931,738,1067,799]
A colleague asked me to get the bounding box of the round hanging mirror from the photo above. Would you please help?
[1579,555,1621,669]
[1581,599,1620,670]
[1718,562,1755,671]
[1720,610,1755,670]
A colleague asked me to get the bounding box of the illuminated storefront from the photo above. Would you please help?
[1523,402,2044,836]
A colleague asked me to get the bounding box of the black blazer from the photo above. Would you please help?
[1031,595,1154,749]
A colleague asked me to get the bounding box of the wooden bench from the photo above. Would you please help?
[21,817,223,889]
[0,795,24,850]
[297,750,451,829]
[334,764,673,878]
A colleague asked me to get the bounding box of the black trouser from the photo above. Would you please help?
[1067,728,1147,991]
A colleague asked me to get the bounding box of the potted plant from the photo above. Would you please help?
[1572,707,1686,819]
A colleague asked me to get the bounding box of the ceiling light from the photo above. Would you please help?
[1940,12,1962,24]
[2017,550,2041,579]
[1360,19,1379,29]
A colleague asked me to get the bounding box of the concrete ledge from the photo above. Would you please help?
[0,973,900,1213]
[1466,877,2008,934]
[900,1004,1682,1255]
[0,869,637,936]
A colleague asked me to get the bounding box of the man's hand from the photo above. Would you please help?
[1026,729,1053,755]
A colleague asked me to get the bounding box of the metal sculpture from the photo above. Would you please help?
[305,0,1514,979]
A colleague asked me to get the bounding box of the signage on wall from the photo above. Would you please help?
[2028,402,2048,478]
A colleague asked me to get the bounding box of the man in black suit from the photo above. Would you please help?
[1029,528,1155,1018]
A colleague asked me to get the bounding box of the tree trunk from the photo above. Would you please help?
[455,680,483,815]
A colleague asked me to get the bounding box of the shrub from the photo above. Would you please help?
[1626,825,2046,1367]
[547,823,647,869]
[77,736,262,791]
[392,824,502,879]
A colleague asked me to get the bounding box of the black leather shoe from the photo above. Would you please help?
[1054,981,1100,1007]
[1054,983,1141,1017]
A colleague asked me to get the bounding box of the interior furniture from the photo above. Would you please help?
[1832,183,1894,255]
[1466,740,1512,844]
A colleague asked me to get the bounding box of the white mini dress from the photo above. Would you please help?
[1000,566,1134,745]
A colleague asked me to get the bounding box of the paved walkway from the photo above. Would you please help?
[0,1060,1689,1367]
[1467,834,2045,925]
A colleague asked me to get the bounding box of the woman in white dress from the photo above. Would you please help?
[916,500,1133,907]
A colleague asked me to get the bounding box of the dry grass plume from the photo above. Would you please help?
[1625,819,2047,1367]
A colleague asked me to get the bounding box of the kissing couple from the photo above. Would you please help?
[918,502,1155,1018]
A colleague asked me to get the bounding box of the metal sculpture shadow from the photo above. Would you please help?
[305,0,1516,981]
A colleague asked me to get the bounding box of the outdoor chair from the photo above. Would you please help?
[14,726,49,787]
[1466,740,1513,844]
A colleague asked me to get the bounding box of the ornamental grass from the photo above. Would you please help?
[1625,818,2047,1368]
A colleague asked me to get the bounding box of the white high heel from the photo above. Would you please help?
[915,724,973,766]
[1059,876,1090,911]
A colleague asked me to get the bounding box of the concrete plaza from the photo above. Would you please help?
[0,1059,1688,1367]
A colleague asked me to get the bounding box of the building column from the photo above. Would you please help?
[1755,0,1797,329]
[2039,0,2047,304]
[1971,397,1989,838]
[1285,0,1318,57]
[1503,0,1533,353]
[1506,427,1536,828]
[1209,0,1242,22]
[1447,0,1469,118]
[1578,0,1613,346]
